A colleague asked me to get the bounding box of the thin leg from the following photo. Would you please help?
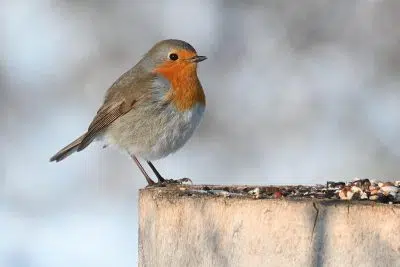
[147,161,166,183]
[147,161,193,185]
[131,155,155,185]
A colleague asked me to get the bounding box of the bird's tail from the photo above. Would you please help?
[50,134,86,162]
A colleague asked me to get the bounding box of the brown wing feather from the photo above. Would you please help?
[50,70,156,162]
[50,134,85,162]
[77,100,136,151]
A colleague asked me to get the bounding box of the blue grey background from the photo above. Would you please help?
[2,0,400,266]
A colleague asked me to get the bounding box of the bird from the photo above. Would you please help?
[50,39,207,186]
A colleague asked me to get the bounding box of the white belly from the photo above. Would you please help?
[103,103,205,161]
[143,103,205,160]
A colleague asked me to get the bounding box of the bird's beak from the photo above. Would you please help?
[188,55,207,63]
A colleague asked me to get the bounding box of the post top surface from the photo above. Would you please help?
[140,182,400,205]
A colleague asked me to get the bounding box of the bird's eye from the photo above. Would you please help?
[169,53,178,61]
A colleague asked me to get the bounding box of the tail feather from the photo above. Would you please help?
[50,134,86,162]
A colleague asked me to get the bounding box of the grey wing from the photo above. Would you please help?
[76,71,157,151]
[77,99,136,151]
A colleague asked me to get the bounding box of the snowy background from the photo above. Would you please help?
[2,0,400,266]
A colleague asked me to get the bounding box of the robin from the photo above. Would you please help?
[50,39,207,185]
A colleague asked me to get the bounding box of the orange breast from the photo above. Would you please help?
[155,62,205,111]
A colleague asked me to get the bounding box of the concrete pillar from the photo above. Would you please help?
[138,186,400,267]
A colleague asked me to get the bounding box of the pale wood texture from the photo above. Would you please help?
[139,186,400,267]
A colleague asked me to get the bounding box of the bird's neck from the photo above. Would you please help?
[158,65,206,111]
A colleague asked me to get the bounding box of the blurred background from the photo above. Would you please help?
[2,0,400,266]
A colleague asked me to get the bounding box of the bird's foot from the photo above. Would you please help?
[146,177,193,187]
[163,177,193,185]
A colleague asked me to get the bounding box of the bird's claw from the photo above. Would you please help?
[174,177,193,185]
[146,177,193,187]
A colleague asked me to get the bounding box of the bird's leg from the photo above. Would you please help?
[146,161,166,183]
[131,155,155,185]
[147,161,193,185]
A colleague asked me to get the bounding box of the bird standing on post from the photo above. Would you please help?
[50,39,207,185]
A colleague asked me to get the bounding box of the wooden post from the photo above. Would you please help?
[139,185,400,267]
